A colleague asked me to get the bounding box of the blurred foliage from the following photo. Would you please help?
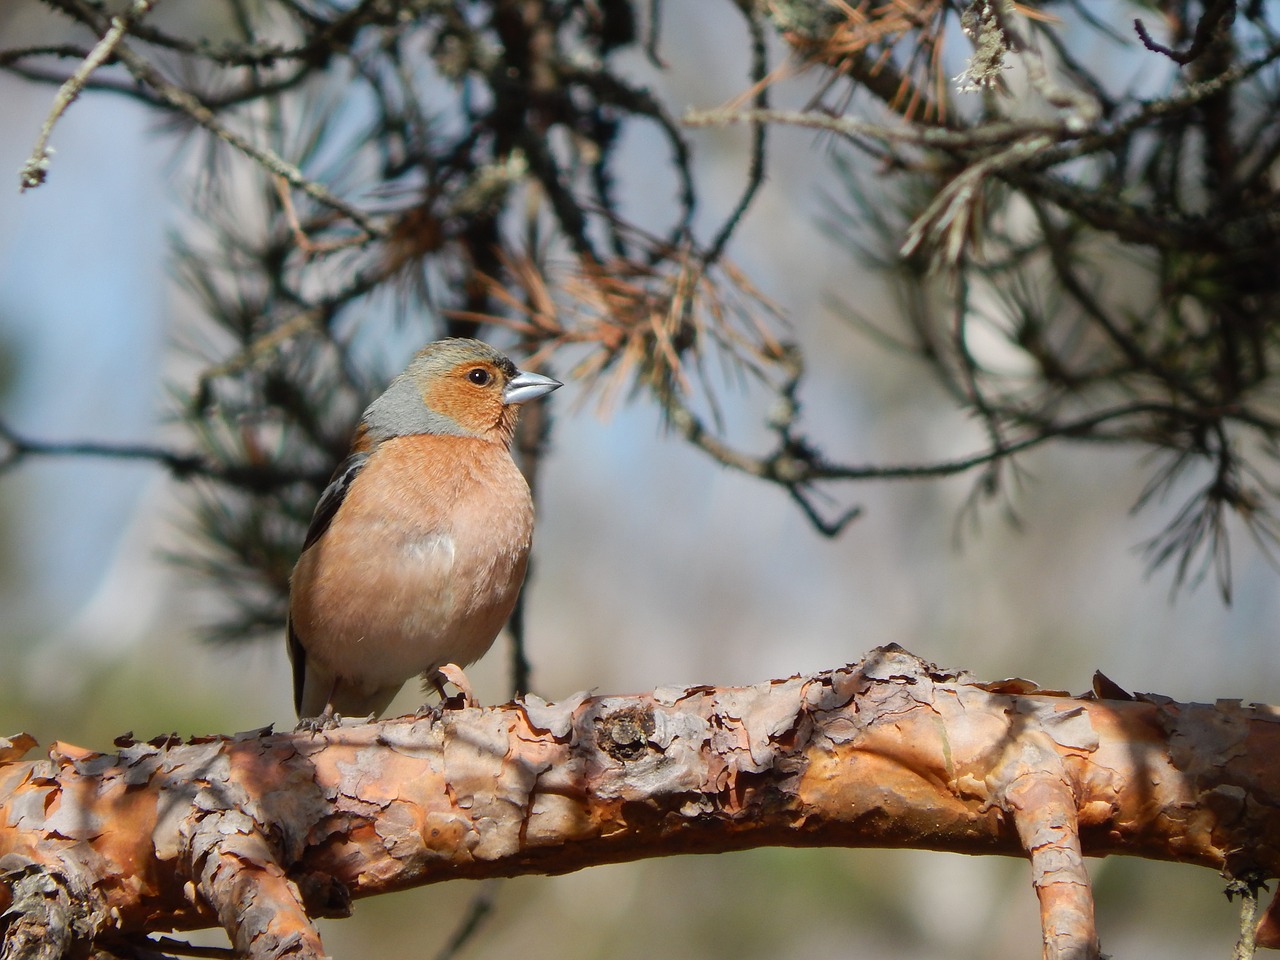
[3,2,1280,611]
[792,0,1280,602]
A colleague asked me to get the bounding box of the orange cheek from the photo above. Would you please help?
[420,379,504,436]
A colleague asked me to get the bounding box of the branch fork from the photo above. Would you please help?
[2,648,1279,959]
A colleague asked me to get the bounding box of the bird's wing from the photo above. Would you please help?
[286,613,310,716]
[290,450,371,715]
[302,451,370,550]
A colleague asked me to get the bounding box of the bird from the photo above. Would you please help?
[286,338,562,723]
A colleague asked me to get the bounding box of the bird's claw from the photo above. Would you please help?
[295,711,342,734]
[413,700,445,722]
[294,707,376,733]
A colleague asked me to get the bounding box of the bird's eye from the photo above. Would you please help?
[467,367,492,386]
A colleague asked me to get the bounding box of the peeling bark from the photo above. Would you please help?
[2,646,1279,960]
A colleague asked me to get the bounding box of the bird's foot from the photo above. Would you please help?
[295,714,339,734]
[413,700,445,722]
[294,705,356,733]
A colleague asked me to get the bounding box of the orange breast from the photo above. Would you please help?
[289,435,533,688]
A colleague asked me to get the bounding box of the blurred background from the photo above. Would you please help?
[0,2,1274,958]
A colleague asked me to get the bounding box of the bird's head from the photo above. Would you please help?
[362,338,562,446]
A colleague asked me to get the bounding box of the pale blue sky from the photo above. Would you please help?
[0,76,168,636]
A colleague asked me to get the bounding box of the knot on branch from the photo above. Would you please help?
[596,706,655,762]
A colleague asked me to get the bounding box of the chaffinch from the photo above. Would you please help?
[287,338,562,722]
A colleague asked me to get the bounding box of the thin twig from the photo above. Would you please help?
[663,393,1238,487]
[115,46,384,238]
[1134,0,1236,66]
[0,418,314,490]
[19,0,158,191]
[900,134,1053,264]
[703,3,769,268]
[684,105,1073,151]
[44,0,384,237]
[431,880,499,960]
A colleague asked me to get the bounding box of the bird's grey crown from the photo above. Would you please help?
[422,338,518,380]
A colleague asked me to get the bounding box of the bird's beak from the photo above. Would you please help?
[503,369,563,405]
